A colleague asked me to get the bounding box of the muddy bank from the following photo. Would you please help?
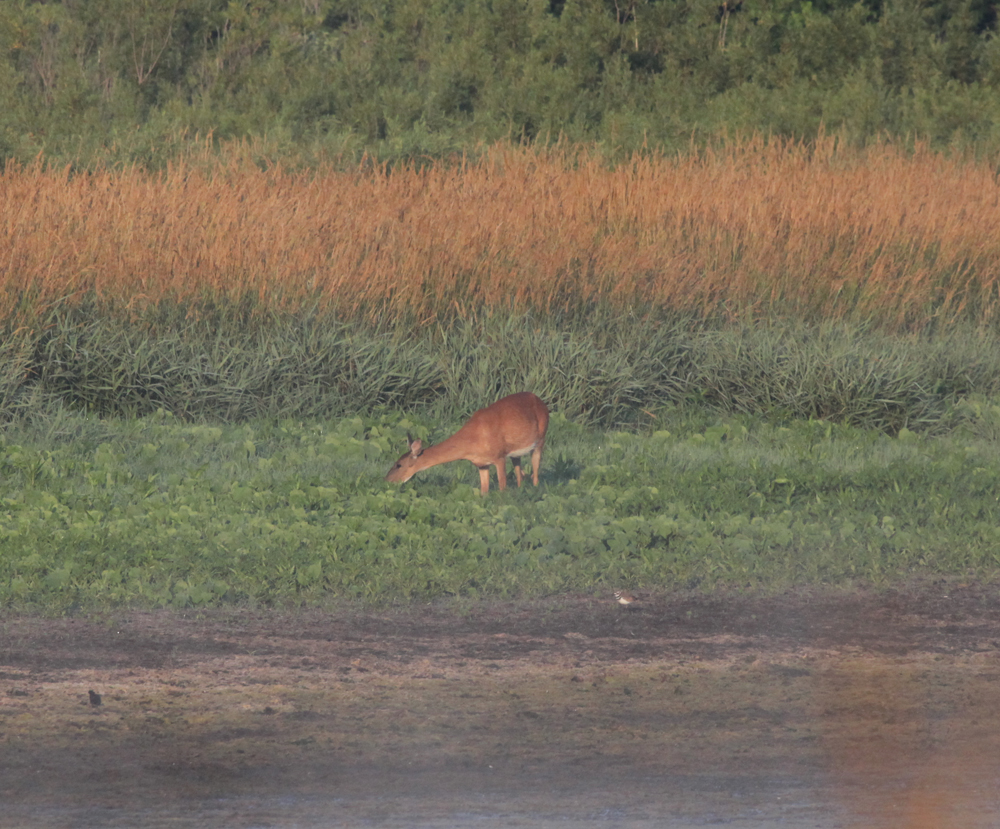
[2,583,1000,827]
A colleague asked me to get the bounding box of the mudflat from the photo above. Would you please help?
[2,582,999,828]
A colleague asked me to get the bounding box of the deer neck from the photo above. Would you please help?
[417,431,477,469]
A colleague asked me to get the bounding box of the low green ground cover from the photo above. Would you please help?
[3,404,1000,611]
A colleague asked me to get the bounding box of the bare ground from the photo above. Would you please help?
[2,581,1000,828]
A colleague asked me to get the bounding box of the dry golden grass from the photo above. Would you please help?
[3,136,999,328]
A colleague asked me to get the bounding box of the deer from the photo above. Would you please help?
[385,392,549,496]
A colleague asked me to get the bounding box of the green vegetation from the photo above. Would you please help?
[6,306,1000,611]
[3,0,1000,166]
[3,402,1000,611]
[4,1,1000,610]
[6,307,1000,433]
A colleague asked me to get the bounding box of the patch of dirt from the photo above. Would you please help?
[2,581,1000,827]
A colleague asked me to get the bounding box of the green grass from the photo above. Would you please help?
[3,405,1000,611]
[6,303,1000,434]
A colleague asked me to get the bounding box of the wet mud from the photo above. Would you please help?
[2,582,1000,827]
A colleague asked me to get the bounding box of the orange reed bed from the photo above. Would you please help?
[2,137,999,329]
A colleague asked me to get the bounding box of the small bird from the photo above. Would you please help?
[614,589,637,608]
[88,690,102,707]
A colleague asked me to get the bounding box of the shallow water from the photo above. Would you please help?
[8,762,999,828]
[3,590,1000,828]
[1,773,842,828]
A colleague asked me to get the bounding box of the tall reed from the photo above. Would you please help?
[2,136,999,329]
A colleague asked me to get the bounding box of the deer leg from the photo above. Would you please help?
[494,460,508,491]
[530,444,543,486]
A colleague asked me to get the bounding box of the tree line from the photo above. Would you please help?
[2,0,998,165]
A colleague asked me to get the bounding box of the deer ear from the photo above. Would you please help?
[408,438,423,456]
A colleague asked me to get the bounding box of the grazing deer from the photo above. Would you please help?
[385,392,549,495]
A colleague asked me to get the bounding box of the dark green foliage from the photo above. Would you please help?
[5,302,1000,434]
[1,0,999,166]
[687,322,997,434]
[20,304,446,421]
